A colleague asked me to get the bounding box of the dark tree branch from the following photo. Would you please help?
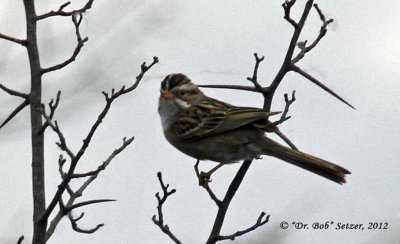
[36,0,94,20]
[41,14,88,74]
[217,212,270,241]
[291,65,354,109]
[41,57,157,224]
[152,172,181,244]
[47,137,133,240]
[270,90,296,127]
[68,212,104,234]
[41,109,76,160]
[206,160,255,244]
[194,160,222,206]
[0,83,29,98]
[275,129,298,150]
[72,136,134,181]
[199,84,259,93]
[0,99,29,129]
[40,90,61,133]
[66,199,116,212]
[17,235,24,244]
[292,4,334,64]
[282,0,298,28]
[247,53,266,93]
[0,33,27,46]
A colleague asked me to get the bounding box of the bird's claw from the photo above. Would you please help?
[199,171,213,187]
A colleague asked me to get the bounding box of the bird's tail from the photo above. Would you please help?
[261,137,351,184]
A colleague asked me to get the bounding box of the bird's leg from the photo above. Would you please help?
[199,163,224,187]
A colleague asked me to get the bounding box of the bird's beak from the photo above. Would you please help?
[160,90,174,100]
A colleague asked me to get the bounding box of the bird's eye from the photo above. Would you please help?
[179,91,186,96]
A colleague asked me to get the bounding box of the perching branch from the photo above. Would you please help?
[0,33,27,46]
[194,160,222,207]
[152,172,182,244]
[41,14,88,74]
[206,160,264,244]
[36,0,94,20]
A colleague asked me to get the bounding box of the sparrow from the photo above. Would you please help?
[158,73,350,185]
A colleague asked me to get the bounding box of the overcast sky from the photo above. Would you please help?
[1,0,400,243]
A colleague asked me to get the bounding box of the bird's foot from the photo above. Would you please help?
[199,171,213,187]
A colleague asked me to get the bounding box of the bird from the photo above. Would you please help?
[157,73,350,185]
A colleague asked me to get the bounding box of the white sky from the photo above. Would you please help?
[1,0,400,243]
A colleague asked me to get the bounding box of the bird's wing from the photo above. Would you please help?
[172,98,280,141]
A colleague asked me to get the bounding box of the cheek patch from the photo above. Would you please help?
[175,98,191,109]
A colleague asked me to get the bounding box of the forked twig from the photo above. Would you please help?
[152,172,182,244]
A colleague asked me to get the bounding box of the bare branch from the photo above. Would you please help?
[270,90,296,127]
[206,160,254,244]
[275,129,298,150]
[41,14,88,74]
[40,91,61,133]
[282,0,299,28]
[68,212,104,234]
[36,0,94,20]
[102,56,159,101]
[72,136,134,178]
[66,199,116,212]
[217,212,270,241]
[43,56,158,221]
[17,235,24,244]
[152,172,181,244]
[247,53,266,93]
[291,65,355,109]
[198,84,259,93]
[0,99,29,129]
[0,83,29,98]
[0,33,27,46]
[41,108,76,159]
[292,4,334,64]
[194,160,222,206]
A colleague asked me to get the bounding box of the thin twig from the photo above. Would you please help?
[36,0,94,20]
[291,65,354,109]
[247,53,266,93]
[198,84,259,93]
[66,199,116,212]
[17,235,24,244]
[68,212,104,234]
[152,172,182,244]
[270,90,296,127]
[282,0,299,28]
[41,14,88,74]
[292,4,334,64]
[0,99,29,129]
[40,91,61,133]
[0,83,29,98]
[0,33,27,46]
[217,212,270,241]
[41,57,157,223]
